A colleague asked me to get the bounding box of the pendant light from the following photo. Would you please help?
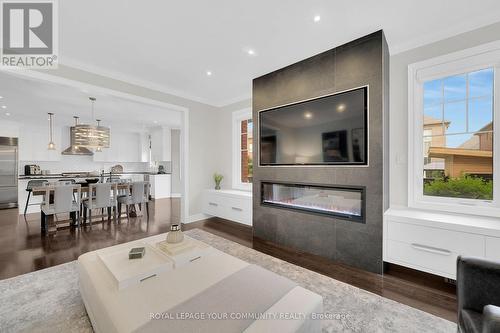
[47,112,55,150]
[95,119,103,152]
[62,116,94,155]
[73,97,110,149]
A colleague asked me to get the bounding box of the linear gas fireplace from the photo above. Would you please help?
[261,181,365,223]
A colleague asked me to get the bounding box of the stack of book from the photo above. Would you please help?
[155,238,212,267]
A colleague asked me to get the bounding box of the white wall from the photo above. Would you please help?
[0,120,20,137]
[390,21,500,207]
[171,129,182,194]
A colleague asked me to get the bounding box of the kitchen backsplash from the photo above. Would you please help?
[20,156,150,174]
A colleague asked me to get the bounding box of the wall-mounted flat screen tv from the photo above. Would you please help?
[259,86,368,166]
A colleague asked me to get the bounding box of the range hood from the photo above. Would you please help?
[62,126,94,156]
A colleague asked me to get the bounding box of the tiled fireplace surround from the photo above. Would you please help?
[252,31,389,274]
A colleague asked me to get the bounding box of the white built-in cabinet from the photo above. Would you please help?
[202,189,252,226]
[150,126,171,162]
[93,131,142,163]
[18,124,62,161]
[384,207,500,279]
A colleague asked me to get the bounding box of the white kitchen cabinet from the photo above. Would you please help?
[93,131,142,163]
[139,133,150,163]
[202,189,252,226]
[149,174,171,199]
[150,126,171,162]
[18,125,61,161]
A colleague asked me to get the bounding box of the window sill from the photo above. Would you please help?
[385,205,500,237]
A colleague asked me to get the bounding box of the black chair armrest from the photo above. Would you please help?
[483,305,500,333]
[457,256,500,313]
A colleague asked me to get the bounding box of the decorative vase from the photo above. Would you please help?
[213,173,223,190]
[166,224,184,244]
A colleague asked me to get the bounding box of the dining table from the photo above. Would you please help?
[32,182,149,232]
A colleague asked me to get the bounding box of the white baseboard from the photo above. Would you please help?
[170,193,182,198]
[185,213,211,224]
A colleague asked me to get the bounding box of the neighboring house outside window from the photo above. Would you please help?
[240,119,253,183]
[232,109,253,191]
[408,43,499,217]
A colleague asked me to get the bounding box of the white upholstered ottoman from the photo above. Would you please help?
[78,233,323,333]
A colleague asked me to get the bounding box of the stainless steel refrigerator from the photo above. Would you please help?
[0,137,18,209]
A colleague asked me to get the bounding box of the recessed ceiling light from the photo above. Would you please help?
[313,15,321,23]
[247,49,256,56]
[153,120,158,124]
[1,106,6,109]
[304,111,313,119]
[337,104,346,113]
[0,96,3,99]
[5,112,10,116]
[206,70,212,76]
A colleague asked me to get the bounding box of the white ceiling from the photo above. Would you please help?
[58,0,500,106]
[0,73,182,131]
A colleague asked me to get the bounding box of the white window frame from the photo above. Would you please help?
[408,41,500,217]
[232,108,252,191]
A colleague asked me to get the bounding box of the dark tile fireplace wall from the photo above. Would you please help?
[252,31,389,274]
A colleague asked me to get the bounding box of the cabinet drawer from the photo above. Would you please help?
[219,196,252,212]
[202,199,221,216]
[387,240,458,277]
[485,236,500,261]
[203,194,225,207]
[222,205,252,226]
[387,220,483,255]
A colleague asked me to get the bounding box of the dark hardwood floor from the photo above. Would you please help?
[0,201,456,322]
[0,199,180,280]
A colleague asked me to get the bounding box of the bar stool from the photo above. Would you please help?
[24,179,48,217]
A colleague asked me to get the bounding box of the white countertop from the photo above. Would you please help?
[385,206,500,237]
[205,189,252,197]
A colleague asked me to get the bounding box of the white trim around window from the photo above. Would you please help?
[232,108,252,191]
[408,40,500,217]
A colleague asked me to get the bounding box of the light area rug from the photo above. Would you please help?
[0,229,455,333]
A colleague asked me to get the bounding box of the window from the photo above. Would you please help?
[240,119,253,183]
[423,68,494,200]
[232,109,253,190]
[408,43,500,216]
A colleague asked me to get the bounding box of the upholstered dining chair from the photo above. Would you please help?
[40,184,81,232]
[24,179,48,217]
[82,183,118,225]
[117,181,150,220]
